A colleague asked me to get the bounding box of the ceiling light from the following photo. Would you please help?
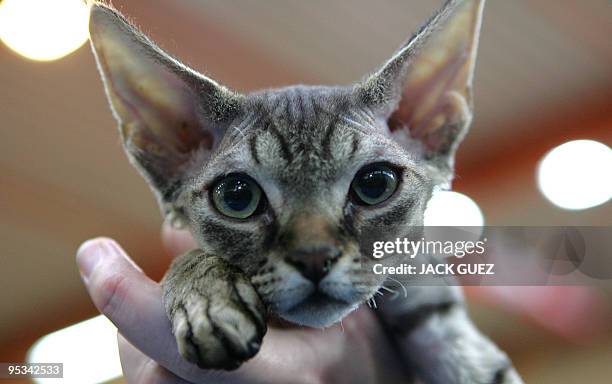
[27,315,122,384]
[537,140,612,210]
[424,190,484,227]
[0,0,89,61]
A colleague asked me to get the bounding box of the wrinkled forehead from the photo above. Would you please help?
[245,88,367,183]
[203,86,412,202]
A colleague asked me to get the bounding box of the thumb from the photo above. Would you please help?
[75,238,208,382]
[76,237,160,329]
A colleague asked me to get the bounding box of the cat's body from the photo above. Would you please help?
[89,0,522,382]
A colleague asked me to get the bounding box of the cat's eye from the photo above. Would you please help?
[211,174,263,219]
[350,164,399,206]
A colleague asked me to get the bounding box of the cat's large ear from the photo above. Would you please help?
[358,0,485,176]
[88,3,242,216]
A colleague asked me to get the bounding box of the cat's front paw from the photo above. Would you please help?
[163,251,267,370]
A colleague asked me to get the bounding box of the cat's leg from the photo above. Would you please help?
[378,284,523,384]
[161,249,267,370]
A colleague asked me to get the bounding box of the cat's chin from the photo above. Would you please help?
[277,293,358,328]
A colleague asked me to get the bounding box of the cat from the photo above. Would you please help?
[88,0,522,382]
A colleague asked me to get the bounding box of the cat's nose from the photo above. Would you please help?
[285,247,341,283]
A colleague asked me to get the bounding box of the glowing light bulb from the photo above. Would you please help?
[28,315,122,384]
[424,190,484,227]
[0,0,90,61]
[537,140,612,210]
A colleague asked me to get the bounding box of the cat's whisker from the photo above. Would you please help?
[386,276,408,298]
[367,296,378,309]
[380,285,400,300]
[353,108,378,126]
[232,125,246,140]
[340,115,371,132]
[380,285,396,294]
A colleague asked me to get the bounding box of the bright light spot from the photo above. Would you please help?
[424,190,484,227]
[28,315,122,384]
[0,0,89,61]
[537,140,612,210]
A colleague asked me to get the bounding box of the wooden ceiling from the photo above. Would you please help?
[0,0,610,372]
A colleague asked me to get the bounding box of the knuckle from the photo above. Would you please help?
[93,270,129,319]
[136,358,169,384]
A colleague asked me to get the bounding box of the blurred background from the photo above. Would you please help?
[0,0,610,383]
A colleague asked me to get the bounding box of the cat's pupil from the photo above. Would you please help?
[212,174,263,219]
[351,164,398,206]
[223,179,252,211]
[358,171,389,199]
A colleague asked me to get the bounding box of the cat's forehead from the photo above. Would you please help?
[245,84,358,139]
[220,86,387,181]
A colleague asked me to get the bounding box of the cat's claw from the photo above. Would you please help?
[172,294,264,369]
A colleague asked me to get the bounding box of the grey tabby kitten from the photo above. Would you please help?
[89,0,522,382]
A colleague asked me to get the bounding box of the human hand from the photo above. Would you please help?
[76,226,408,383]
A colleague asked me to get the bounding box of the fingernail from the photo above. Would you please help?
[76,238,113,280]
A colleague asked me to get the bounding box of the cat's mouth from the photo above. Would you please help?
[278,291,357,328]
[288,291,345,310]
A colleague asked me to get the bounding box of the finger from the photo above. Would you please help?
[76,238,279,383]
[118,333,191,384]
[76,238,211,381]
[161,222,197,257]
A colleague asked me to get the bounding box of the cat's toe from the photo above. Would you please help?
[207,300,265,360]
[172,289,266,370]
[172,305,209,366]
[171,296,232,369]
